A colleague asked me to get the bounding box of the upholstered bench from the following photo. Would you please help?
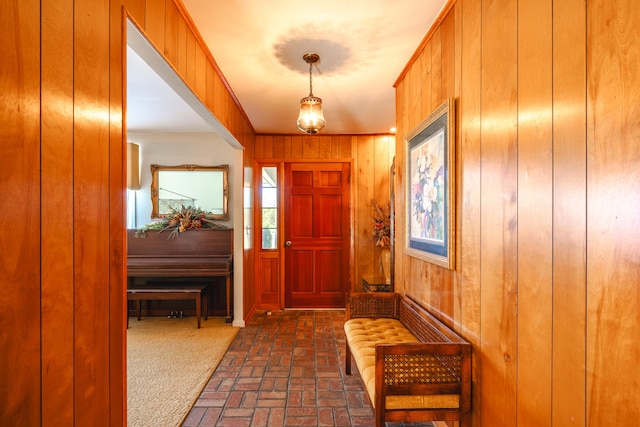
[344,292,471,427]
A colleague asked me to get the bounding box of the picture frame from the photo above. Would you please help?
[404,98,455,270]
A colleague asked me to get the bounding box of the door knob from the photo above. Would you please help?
[285,241,292,247]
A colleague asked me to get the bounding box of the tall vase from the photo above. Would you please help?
[379,247,391,283]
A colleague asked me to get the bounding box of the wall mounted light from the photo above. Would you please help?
[296,53,326,134]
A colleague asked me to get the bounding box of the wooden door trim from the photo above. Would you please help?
[253,159,354,309]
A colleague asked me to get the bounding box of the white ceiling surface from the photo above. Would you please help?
[127,45,215,134]
[128,1,447,135]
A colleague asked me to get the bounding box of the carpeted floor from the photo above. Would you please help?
[127,316,239,427]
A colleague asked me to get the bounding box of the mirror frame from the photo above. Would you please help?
[150,164,229,220]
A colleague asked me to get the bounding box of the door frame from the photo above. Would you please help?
[253,159,355,310]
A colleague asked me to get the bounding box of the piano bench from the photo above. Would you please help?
[127,285,208,328]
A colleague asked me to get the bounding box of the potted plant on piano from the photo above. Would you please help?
[135,205,228,239]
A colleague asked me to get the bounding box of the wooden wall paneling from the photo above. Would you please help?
[587,0,640,424]
[40,0,74,424]
[185,27,197,86]
[319,135,332,158]
[479,0,519,425]
[73,0,111,423]
[144,0,166,52]
[373,135,391,281]
[449,0,462,333]
[302,135,320,158]
[420,43,432,120]
[228,99,238,136]
[254,135,266,159]
[356,135,375,285]
[432,9,456,325]
[212,71,224,122]
[458,0,482,423]
[215,75,229,128]
[394,82,406,294]
[226,99,236,135]
[441,11,456,104]
[123,0,144,27]
[262,135,274,159]
[176,12,188,79]
[204,63,217,118]
[516,0,553,424]
[109,2,127,423]
[430,28,443,110]
[340,135,352,158]
[551,0,587,423]
[194,43,207,99]
[163,0,179,65]
[407,257,426,302]
[0,0,42,425]
[330,135,342,158]
[291,135,304,158]
[223,90,233,129]
[430,264,445,320]
[374,135,391,206]
[409,59,422,128]
[272,135,285,159]
[283,135,293,159]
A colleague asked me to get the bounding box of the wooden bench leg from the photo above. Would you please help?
[136,300,142,321]
[345,342,352,375]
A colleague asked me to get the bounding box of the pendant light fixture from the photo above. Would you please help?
[296,53,326,134]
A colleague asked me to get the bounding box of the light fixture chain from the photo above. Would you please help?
[308,61,313,96]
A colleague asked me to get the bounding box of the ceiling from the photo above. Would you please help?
[127,1,447,136]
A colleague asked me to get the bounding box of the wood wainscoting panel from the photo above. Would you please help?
[479,0,519,425]
[516,0,554,425]
[73,0,112,423]
[1,0,42,425]
[458,0,482,424]
[144,0,166,53]
[41,0,75,424]
[551,0,587,423]
[586,0,640,424]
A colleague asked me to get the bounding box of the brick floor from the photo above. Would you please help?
[182,310,435,427]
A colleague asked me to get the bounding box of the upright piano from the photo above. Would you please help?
[126,228,233,322]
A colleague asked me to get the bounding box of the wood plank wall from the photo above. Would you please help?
[1,0,254,424]
[252,134,394,308]
[394,0,640,426]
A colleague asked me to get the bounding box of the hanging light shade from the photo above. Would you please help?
[296,53,326,134]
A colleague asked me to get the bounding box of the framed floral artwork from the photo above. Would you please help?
[404,98,455,270]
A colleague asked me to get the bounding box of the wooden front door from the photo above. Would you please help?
[284,162,351,308]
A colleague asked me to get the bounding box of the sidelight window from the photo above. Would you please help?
[261,166,278,249]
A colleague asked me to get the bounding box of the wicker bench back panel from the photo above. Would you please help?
[349,294,399,318]
[384,353,462,385]
[399,301,449,343]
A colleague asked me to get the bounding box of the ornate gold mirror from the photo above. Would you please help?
[150,164,229,220]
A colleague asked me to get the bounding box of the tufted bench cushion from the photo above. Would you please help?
[344,317,460,410]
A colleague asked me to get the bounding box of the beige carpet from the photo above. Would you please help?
[127,316,238,427]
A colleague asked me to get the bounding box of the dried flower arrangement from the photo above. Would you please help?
[371,199,391,247]
[134,205,227,239]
